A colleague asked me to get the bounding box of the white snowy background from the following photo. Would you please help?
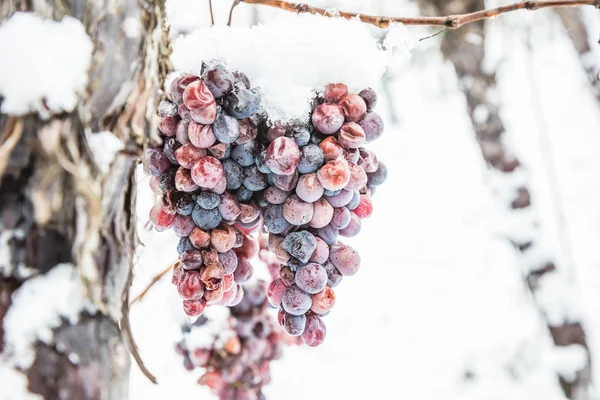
[128,1,600,399]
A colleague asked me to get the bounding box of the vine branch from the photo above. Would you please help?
[236,0,600,29]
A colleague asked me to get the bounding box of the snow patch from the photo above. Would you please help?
[0,13,93,117]
[172,13,408,121]
[3,263,85,368]
[549,344,588,382]
[0,365,43,400]
[535,272,583,325]
[86,131,125,174]
[123,16,142,39]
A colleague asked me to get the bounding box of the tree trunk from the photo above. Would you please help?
[0,1,169,398]
[417,0,592,398]
[557,8,600,103]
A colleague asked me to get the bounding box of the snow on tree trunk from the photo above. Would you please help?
[556,8,600,104]
[418,0,591,398]
[0,1,169,398]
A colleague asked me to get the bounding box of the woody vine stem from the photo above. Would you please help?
[229,0,600,29]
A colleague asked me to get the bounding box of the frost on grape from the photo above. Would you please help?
[172,14,410,121]
[0,12,93,117]
[3,263,85,369]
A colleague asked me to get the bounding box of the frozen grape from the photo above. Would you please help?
[345,163,368,192]
[267,278,287,308]
[312,103,344,134]
[295,263,327,294]
[329,243,360,276]
[367,161,387,186]
[346,190,360,211]
[178,104,192,122]
[282,313,306,336]
[175,167,199,192]
[283,195,314,226]
[243,165,268,191]
[264,186,290,205]
[266,137,300,176]
[354,194,373,219]
[238,202,261,224]
[263,204,290,234]
[344,147,360,164]
[208,143,230,159]
[233,257,253,284]
[205,286,224,304]
[281,286,312,316]
[219,250,239,274]
[177,270,204,300]
[302,315,326,347]
[255,150,272,174]
[235,186,254,202]
[338,122,366,149]
[309,237,329,264]
[158,99,178,117]
[183,79,215,110]
[271,170,298,192]
[317,158,351,191]
[178,236,194,256]
[295,173,324,203]
[211,224,236,253]
[218,193,242,221]
[173,214,196,237]
[196,191,221,209]
[308,197,333,229]
[170,73,199,103]
[159,116,179,136]
[150,203,176,231]
[143,148,171,177]
[297,144,324,174]
[339,94,366,122]
[286,124,310,147]
[189,227,211,249]
[158,168,177,192]
[192,205,222,230]
[203,65,234,98]
[360,112,384,142]
[221,159,244,191]
[180,249,203,270]
[213,113,240,144]
[330,207,351,230]
[316,224,339,246]
[232,140,261,167]
[358,87,377,111]
[339,212,361,237]
[223,86,260,119]
[236,118,258,145]
[318,136,344,162]
[324,83,348,103]
[191,156,224,189]
[183,298,207,317]
[311,286,336,314]
[163,137,181,164]
[282,231,317,263]
[201,263,225,290]
[175,143,207,169]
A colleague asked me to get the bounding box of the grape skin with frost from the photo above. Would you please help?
[282,231,317,263]
[283,195,313,226]
[281,285,312,316]
[222,159,244,190]
[231,140,261,167]
[297,144,324,174]
[295,173,324,203]
[213,113,240,144]
[302,315,326,347]
[192,205,222,230]
[308,197,333,229]
[295,263,328,294]
[218,250,239,275]
[263,204,290,234]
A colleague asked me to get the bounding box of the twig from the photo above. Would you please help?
[228,0,241,26]
[238,0,600,29]
[419,26,447,41]
[130,262,175,305]
[209,0,215,25]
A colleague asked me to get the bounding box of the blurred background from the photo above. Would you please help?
[129,1,600,399]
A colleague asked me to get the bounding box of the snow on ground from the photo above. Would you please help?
[129,2,600,400]
[0,12,93,117]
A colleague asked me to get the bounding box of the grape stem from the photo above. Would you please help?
[209,0,215,25]
[228,0,241,26]
[130,262,176,305]
[235,0,600,29]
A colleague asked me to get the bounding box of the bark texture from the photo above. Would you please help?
[0,0,170,398]
[418,0,591,398]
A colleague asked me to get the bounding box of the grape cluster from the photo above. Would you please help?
[264,83,387,346]
[176,281,284,400]
[145,63,266,318]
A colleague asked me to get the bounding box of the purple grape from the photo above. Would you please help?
[323,260,343,287]
[338,122,366,149]
[218,250,239,275]
[158,99,178,117]
[223,86,260,119]
[267,278,287,307]
[236,118,258,145]
[221,159,244,190]
[345,163,368,191]
[175,168,199,192]
[309,236,329,264]
[344,147,360,164]
[232,140,261,167]
[346,190,361,211]
[323,188,342,197]
[176,121,190,144]
[302,314,326,347]
[143,148,171,177]
[281,286,312,316]
[180,249,203,270]
[264,186,290,205]
[191,205,222,230]
[233,257,253,283]
[325,189,353,208]
[295,263,328,294]
[311,285,336,313]
[158,168,177,192]
[316,224,339,246]
[265,137,300,176]
[196,191,220,209]
[177,236,194,256]
[295,173,324,203]
[339,212,361,237]
[255,150,272,174]
[330,207,351,230]
[218,193,242,222]
[172,191,195,215]
[243,165,268,191]
[213,113,240,144]
[282,312,306,336]
[282,231,317,263]
[279,265,295,286]
[235,186,254,202]
[283,195,314,226]
[297,144,324,174]
[339,94,367,122]
[190,156,224,190]
[159,116,179,136]
[358,87,377,111]
[208,143,230,159]
[324,83,348,103]
[286,124,310,147]
[263,204,290,234]
[360,112,384,142]
[367,161,387,186]
[329,243,360,276]
[311,103,344,134]
[233,71,251,89]
[272,170,298,192]
[202,65,234,98]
